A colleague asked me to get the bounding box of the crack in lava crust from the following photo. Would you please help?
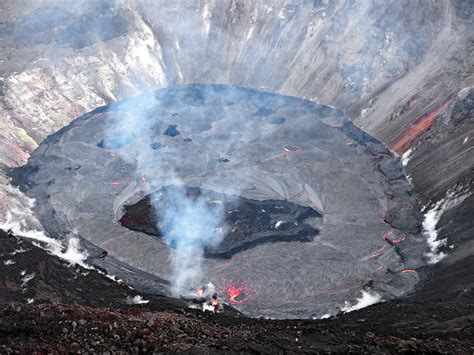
[13,84,427,319]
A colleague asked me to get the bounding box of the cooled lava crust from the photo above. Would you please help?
[12,84,427,319]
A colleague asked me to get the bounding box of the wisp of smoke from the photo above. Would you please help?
[422,184,472,264]
[341,290,382,313]
[126,295,149,305]
[0,209,90,269]
[103,89,230,296]
[158,187,226,295]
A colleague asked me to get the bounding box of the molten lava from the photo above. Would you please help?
[211,298,220,307]
[227,285,245,304]
[391,97,452,153]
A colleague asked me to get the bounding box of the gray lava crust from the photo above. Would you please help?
[12,84,426,318]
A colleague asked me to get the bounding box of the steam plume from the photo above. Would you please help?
[103,89,232,295]
[156,186,226,295]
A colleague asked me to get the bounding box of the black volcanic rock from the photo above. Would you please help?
[0,229,181,309]
[120,185,321,259]
[451,89,474,126]
[0,227,472,352]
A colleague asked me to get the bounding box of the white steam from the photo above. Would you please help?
[102,90,237,296]
[401,148,413,166]
[422,185,471,264]
[61,237,91,266]
[202,303,216,312]
[0,209,90,269]
[422,200,447,264]
[126,295,149,305]
[21,272,35,287]
[341,290,382,313]
[158,188,226,295]
[1,203,128,287]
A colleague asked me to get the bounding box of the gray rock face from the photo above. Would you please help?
[0,1,471,204]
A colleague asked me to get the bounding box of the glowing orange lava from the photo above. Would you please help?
[391,97,452,153]
[392,235,407,244]
[226,285,245,304]
[227,287,241,303]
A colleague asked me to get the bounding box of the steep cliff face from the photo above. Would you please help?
[0,1,472,293]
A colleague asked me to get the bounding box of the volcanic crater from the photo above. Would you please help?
[12,84,426,319]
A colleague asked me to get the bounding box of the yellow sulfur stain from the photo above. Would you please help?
[16,127,38,148]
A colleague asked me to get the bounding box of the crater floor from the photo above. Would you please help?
[13,84,427,318]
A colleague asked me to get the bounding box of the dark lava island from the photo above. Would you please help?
[120,185,321,259]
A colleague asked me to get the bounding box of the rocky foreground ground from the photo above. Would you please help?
[0,230,473,353]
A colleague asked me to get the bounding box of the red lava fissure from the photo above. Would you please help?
[391,96,453,153]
